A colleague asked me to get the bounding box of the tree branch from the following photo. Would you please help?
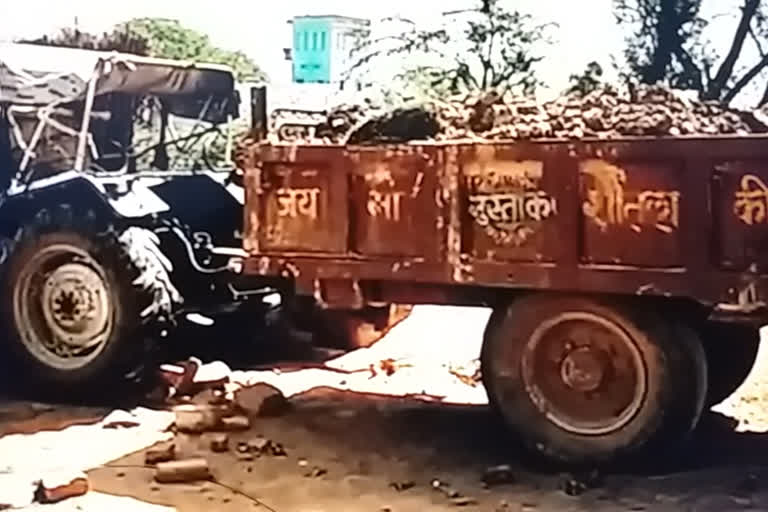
[722,53,768,104]
[706,0,760,100]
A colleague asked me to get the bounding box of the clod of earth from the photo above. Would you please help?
[34,473,89,504]
[389,481,415,492]
[234,383,290,418]
[268,84,768,146]
[247,436,272,455]
[173,404,228,433]
[450,496,479,507]
[209,433,229,452]
[220,415,251,431]
[305,467,328,478]
[481,464,515,487]
[154,458,212,484]
[145,443,176,465]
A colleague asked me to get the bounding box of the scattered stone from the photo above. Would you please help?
[154,458,212,484]
[298,459,309,467]
[237,453,255,462]
[248,436,271,454]
[237,442,250,453]
[560,476,587,497]
[173,404,225,433]
[220,415,251,431]
[390,481,415,492]
[270,442,288,457]
[305,467,327,478]
[481,464,515,487]
[34,473,89,504]
[145,443,176,465]
[209,434,229,453]
[560,470,602,496]
[234,383,289,418]
[450,496,478,507]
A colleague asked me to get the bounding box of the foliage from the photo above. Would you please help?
[347,0,556,99]
[566,61,605,97]
[615,0,768,106]
[114,18,268,82]
[18,26,150,55]
[20,18,267,83]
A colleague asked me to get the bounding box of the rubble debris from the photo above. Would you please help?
[560,470,602,496]
[234,383,290,418]
[154,458,212,484]
[481,464,515,487]
[237,453,255,462]
[450,496,479,507]
[248,436,271,454]
[220,415,251,431]
[390,481,415,492]
[209,434,229,453]
[173,404,227,433]
[236,442,250,453]
[270,442,288,457]
[34,472,89,504]
[273,84,766,146]
[145,443,176,465]
[305,466,328,478]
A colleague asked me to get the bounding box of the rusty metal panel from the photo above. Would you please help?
[348,146,443,259]
[458,144,559,262]
[258,150,348,253]
[579,158,685,267]
[714,161,768,272]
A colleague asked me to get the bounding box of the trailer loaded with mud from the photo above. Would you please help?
[236,86,768,466]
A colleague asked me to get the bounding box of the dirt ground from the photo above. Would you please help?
[4,306,768,512]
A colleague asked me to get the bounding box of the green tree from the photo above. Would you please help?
[18,26,150,55]
[615,0,768,106]
[348,0,555,99]
[567,61,605,97]
[115,18,267,82]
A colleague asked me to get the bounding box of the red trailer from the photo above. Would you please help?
[237,123,768,465]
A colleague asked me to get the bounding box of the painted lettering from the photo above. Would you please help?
[734,174,768,225]
[275,188,320,220]
[367,190,404,221]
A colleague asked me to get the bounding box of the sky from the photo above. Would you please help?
[0,0,760,105]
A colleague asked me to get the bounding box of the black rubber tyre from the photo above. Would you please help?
[0,206,155,397]
[699,321,760,407]
[481,295,692,467]
[660,322,708,441]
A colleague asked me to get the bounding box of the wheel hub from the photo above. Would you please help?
[41,262,110,350]
[522,312,647,435]
[560,346,605,392]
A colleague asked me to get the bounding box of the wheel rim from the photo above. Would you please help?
[13,243,113,370]
[521,311,647,435]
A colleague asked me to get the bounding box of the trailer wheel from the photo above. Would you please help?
[699,321,760,407]
[0,208,154,396]
[481,295,694,466]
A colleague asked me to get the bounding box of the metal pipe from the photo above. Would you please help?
[75,61,102,171]
[251,85,267,141]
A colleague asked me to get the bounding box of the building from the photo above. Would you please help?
[287,15,371,86]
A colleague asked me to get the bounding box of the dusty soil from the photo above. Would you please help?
[84,390,768,512]
[4,306,768,512]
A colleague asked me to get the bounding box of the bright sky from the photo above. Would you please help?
[0,0,759,105]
